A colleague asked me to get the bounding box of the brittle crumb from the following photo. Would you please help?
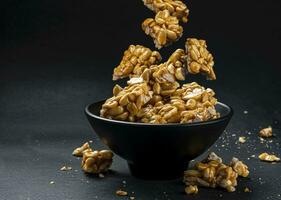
[60,166,72,171]
[244,187,251,192]
[259,152,280,162]
[238,136,246,143]
[98,173,105,178]
[185,185,198,195]
[259,126,272,138]
[116,190,128,196]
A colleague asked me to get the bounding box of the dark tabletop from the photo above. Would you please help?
[1,0,281,199]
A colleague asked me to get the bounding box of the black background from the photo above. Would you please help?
[0,0,281,200]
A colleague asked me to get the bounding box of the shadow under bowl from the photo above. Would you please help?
[85,100,233,180]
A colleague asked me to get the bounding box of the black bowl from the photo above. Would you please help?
[85,100,233,180]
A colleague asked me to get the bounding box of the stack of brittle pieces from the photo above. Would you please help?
[100,38,219,124]
[184,152,249,194]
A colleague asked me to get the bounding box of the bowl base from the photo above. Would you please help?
[128,161,189,180]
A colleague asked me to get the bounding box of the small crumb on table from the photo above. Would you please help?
[98,173,105,178]
[259,126,273,138]
[60,166,72,171]
[185,185,198,195]
[259,152,280,162]
[116,190,128,196]
[239,136,246,143]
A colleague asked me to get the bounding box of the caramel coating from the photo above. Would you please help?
[113,45,161,80]
[185,185,198,195]
[184,152,249,193]
[101,81,219,124]
[143,0,189,23]
[259,126,273,138]
[142,10,183,49]
[186,38,216,80]
[259,152,280,162]
[72,142,92,157]
[81,150,113,174]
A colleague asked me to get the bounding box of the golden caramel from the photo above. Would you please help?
[142,10,183,49]
[184,153,249,193]
[186,38,216,80]
[81,150,113,174]
[143,0,189,23]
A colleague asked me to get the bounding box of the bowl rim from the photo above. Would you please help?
[85,100,233,127]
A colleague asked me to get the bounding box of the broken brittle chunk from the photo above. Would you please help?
[230,157,249,177]
[101,82,153,121]
[143,0,189,23]
[183,152,249,194]
[179,83,219,123]
[185,38,216,80]
[259,152,280,162]
[113,45,162,80]
[152,49,186,82]
[216,165,238,192]
[72,142,92,157]
[142,10,183,49]
[81,150,114,174]
[72,142,114,175]
[259,126,273,138]
[140,82,219,124]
